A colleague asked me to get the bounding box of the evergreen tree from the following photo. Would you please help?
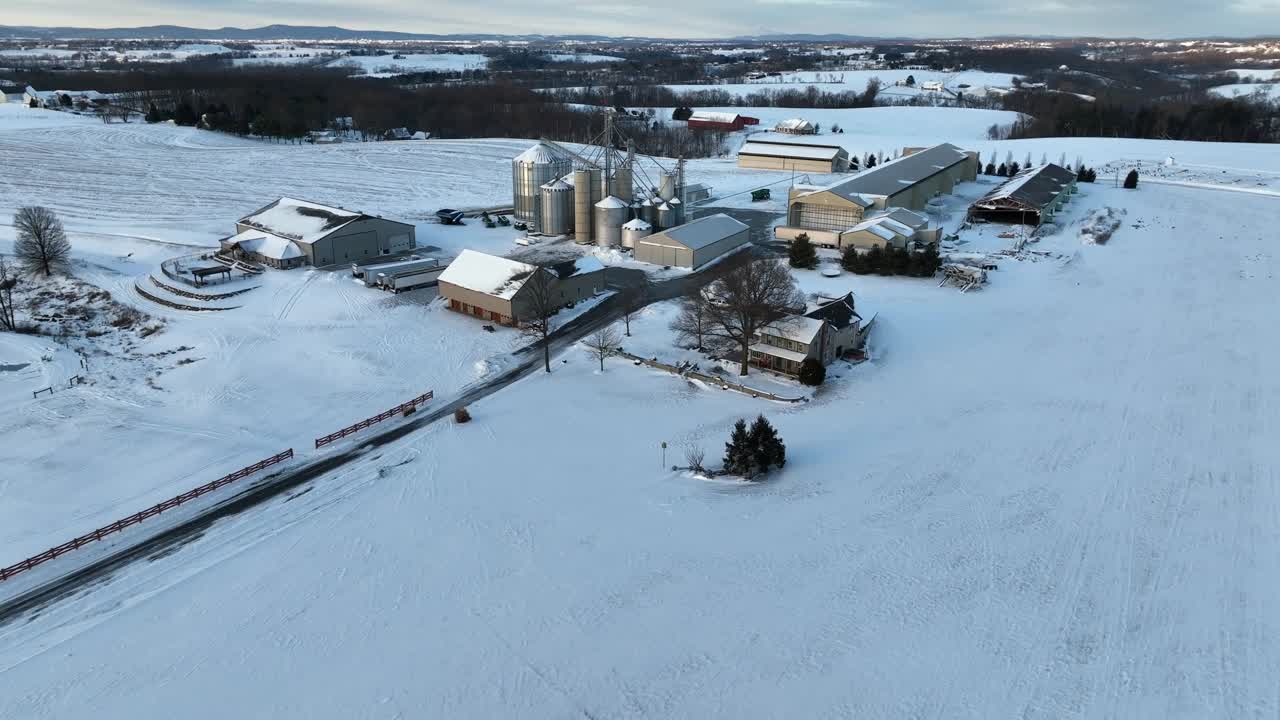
[788,234,818,269]
[889,246,911,275]
[997,163,1009,177]
[849,155,859,171]
[1123,169,1139,189]
[841,245,866,274]
[866,154,877,168]
[145,103,163,123]
[748,415,786,474]
[798,358,826,386]
[865,245,886,274]
[984,162,996,176]
[1087,168,1097,182]
[1009,161,1021,175]
[723,419,754,477]
[919,244,941,276]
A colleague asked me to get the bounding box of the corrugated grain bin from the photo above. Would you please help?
[621,217,652,249]
[539,178,574,236]
[512,142,571,228]
[656,201,675,230]
[594,196,628,247]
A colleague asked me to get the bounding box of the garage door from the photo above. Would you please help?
[335,232,379,262]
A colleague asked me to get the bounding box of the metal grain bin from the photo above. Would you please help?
[512,142,572,229]
[594,196,628,247]
[613,167,634,202]
[539,178,574,236]
[574,168,594,244]
[668,196,684,226]
[621,217,652,249]
[656,201,674,230]
[659,172,677,201]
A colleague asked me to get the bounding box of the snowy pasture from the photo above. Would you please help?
[326,52,489,76]
[665,69,1022,100]
[1,178,1279,718]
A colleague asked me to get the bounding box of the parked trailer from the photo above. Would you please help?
[354,257,438,284]
[382,267,446,293]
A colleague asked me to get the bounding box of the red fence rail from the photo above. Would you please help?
[315,391,434,449]
[0,449,294,583]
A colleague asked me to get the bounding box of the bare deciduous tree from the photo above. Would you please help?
[14,206,71,277]
[0,257,19,331]
[620,283,649,337]
[701,259,803,376]
[683,444,706,473]
[669,291,710,350]
[584,324,621,371]
[519,266,558,373]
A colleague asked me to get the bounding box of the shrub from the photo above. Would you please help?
[1123,169,1138,189]
[454,406,472,424]
[798,358,826,386]
[840,245,866,274]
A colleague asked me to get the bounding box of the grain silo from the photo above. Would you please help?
[658,172,677,201]
[512,142,572,230]
[621,217,652,249]
[668,196,684,226]
[640,197,657,227]
[594,196,628,248]
[613,167,634,202]
[656,201,675,230]
[539,178,574,236]
[573,168,593,244]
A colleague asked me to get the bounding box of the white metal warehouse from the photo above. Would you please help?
[737,139,850,174]
[633,214,749,269]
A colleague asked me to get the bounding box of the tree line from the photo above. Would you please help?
[1000,90,1280,143]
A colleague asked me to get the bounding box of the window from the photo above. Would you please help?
[794,202,861,232]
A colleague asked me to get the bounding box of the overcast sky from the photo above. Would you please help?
[7,0,1280,38]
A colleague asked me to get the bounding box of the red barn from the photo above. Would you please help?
[686,111,760,131]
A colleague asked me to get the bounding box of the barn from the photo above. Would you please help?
[738,139,850,173]
[223,198,416,268]
[968,163,1078,226]
[633,214,749,269]
[437,251,605,326]
[686,111,760,131]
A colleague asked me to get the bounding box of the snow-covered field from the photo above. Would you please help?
[666,69,1021,100]
[1209,82,1280,100]
[546,52,621,63]
[326,52,489,76]
[4,98,1280,718]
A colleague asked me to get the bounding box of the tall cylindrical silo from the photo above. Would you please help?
[659,172,677,202]
[669,196,684,227]
[613,167,634,203]
[512,142,572,229]
[656,201,674,230]
[574,168,593,244]
[594,196,628,248]
[539,178,574,236]
[621,217,652,250]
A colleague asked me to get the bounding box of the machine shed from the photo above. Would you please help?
[633,214,749,269]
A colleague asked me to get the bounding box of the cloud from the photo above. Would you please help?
[755,0,881,8]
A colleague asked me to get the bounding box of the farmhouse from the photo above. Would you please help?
[221,197,415,269]
[437,251,604,327]
[737,139,850,174]
[775,143,977,245]
[749,293,865,376]
[773,118,816,135]
[968,163,1077,226]
[633,214,749,269]
[686,111,760,131]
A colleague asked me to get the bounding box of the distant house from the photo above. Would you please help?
[411,131,430,140]
[738,139,850,174]
[773,118,816,135]
[23,86,58,108]
[384,127,412,140]
[437,250,603,326]
[686,111,759,131]
[804,293,862,357]
[633,213,749,269]
[221,197,416,269]
[919,80,945,92]
[968,163,1077,226]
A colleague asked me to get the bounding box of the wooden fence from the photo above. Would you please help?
[0,449,294,582]
[315,391,435,449]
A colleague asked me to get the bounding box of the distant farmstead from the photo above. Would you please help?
[686,111,759,131]
[221,197,416,269]
[773,118,816,135]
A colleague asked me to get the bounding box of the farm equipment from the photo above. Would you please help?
[435,209,465,225]
[751,188,771,201]
[513,221,528,231]
[496,215,511,227]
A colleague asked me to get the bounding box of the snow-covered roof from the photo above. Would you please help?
[514,141,568,165]
[653,213,748,250]
[689,111,740,123]
[740,140,843,162]
[237,197,363,244]
[595,195,628,209]
[764,315,827,345]
[774,118,814,130]
[224,228,303,260]
[438,249,542,300]
[971,163,1076,212]
[564,255,604,278]
[541,178,572,191]
[622,218,651,230]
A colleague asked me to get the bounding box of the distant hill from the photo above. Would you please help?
[0,24,633,42]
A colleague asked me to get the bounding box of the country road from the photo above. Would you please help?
[0,246,760,624]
